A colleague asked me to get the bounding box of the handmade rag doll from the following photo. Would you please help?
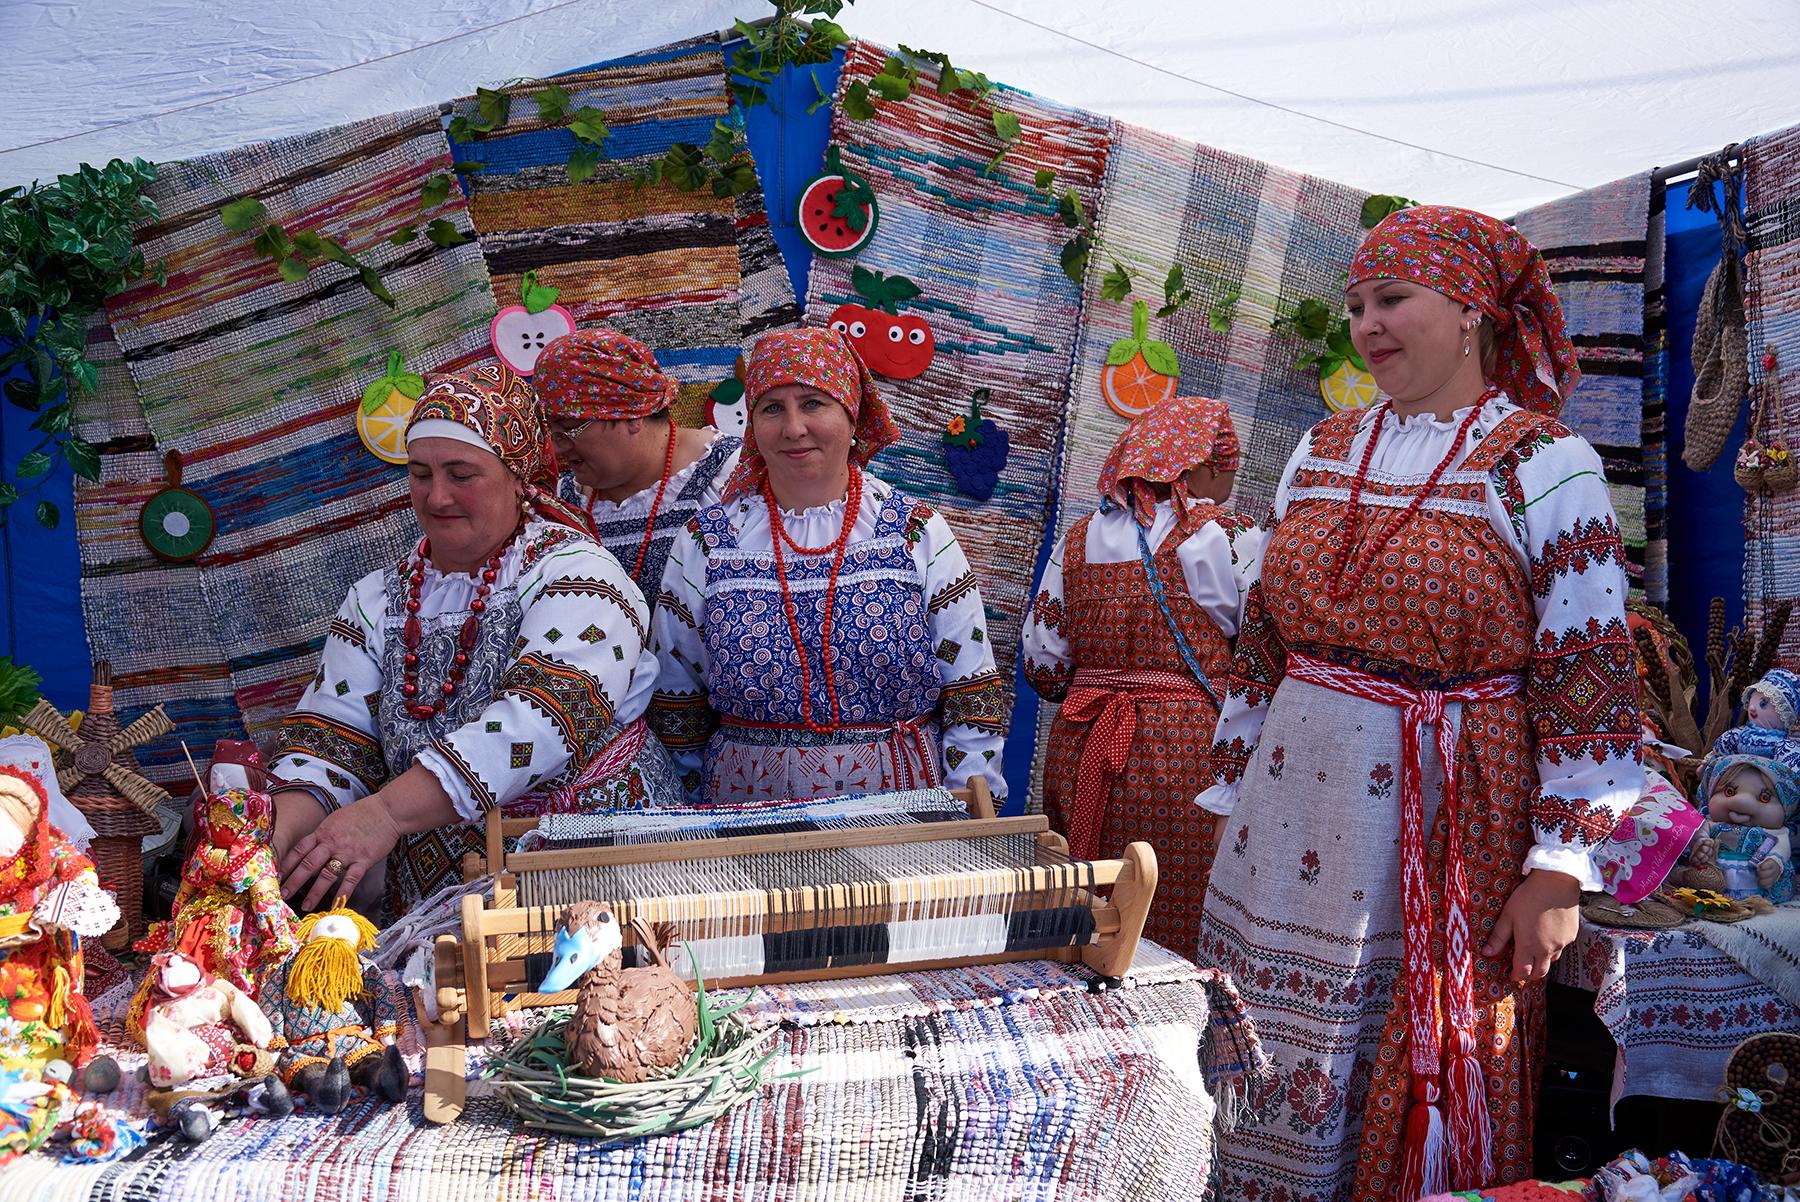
[261,906,406,1113]
[1712,667,1800,769]
[0,765,119,1070]
[131,741,298,1039]
[1689,753,1798,904]
[139,949,274,1088]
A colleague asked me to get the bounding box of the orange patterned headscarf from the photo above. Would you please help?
[406,363,596,536]
[1098,396,1241,527]
[1348,204,1580,415]
[534,327,679,422]
[723,327,902,501]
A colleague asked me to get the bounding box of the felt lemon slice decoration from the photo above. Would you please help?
[358,351,426,465]
[1101,300,1180,419]
[1320,358,1381,413]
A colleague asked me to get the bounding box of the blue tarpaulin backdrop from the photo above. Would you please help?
[0,59,1743,801]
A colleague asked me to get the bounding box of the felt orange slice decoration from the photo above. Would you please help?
[357,351,426,465]
[1320,358,1381,413]
[1101,300,1179,419]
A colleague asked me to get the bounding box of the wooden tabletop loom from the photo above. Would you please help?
[421,780,1159,1122]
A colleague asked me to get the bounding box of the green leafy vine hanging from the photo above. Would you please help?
[0,158,165,528]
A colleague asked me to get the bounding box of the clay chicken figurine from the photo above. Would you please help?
[536,904,697,1083]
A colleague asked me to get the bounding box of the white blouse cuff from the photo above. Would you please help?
[1524,843,1603,892]
[1195,782,1238,816]
[414,747,483,825]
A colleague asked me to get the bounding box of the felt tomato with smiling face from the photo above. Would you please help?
[828,266,935,380]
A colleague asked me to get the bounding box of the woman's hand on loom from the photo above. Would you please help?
[1482,869,1581,986]
[281,797,403,912]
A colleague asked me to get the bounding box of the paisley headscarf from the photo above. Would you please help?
[406,362,596,535]
[1699,753,1800,829]
[723,327,902,501]
[1348,205,1580,415]
[533,327,679,422]
[1097,396,1241,527]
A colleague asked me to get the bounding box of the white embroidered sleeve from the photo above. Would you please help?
[915,510,1009,801]
[1021,531,1074,703]
[647,520,716,798]
[272,571,389,812]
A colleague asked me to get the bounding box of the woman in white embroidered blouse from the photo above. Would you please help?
[648,327,1008,805]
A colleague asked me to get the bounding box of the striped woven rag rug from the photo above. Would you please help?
[82,108,500,747]
[1513,171,1657,599]
[1742,122,1800,658]
[451,35,797,427]
[1033,121,1369,794]
[71,316,245,788]
[10,947,1254,1201]
[805,40,1112,718]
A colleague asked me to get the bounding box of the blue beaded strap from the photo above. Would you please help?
[1134,520,1219,707]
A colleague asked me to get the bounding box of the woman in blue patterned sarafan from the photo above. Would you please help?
[649,327,1009,804]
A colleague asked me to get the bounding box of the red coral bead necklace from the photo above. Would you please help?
[399,522,521,721]
[764,463,863,734]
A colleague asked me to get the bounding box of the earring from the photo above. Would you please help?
[1462,330,1472,357]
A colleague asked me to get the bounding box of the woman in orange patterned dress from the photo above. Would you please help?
[1022,396,1264,958]
[1196,207,1642,1200]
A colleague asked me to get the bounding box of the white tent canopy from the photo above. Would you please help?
[6,0,1800,213]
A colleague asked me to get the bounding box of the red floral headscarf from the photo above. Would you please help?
[723,327,902,501]
[533,327,679,422]
[1098,396,1241,527]
[406,363,596,536]
[1348,205,1580,415]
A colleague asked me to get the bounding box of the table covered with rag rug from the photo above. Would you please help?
[1552,914,1800,1106]
[6,942,1260,1202]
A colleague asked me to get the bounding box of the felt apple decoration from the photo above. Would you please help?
[706,363,747,438]
[490,270,576,375]
[827,266,935,380]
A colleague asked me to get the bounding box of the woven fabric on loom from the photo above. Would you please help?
[1032,121,1369,795]
[16,957,1227,1201]
[1742,122,1800,655]
[92,108,499,741]
[1644,183,1671,604]
[1513,173,1655,598]
[72,316,244,787]
[805,41,1112,714]
[451,36,797,428]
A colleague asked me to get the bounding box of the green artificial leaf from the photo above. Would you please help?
[805,73,832,115]
[534,83,571,125]
[1103,337,1140,368]
[277,256,309,282]
[1359,193,1417,229]
[850,265,879,300]
[362,375,394,413]
[290,230,325,260]
[1059,233,1091,284]
[34,500,58,530]
[447,115,477,143]
[869,71,911,102]
[660,144,709,192]
[359,266,397,308]
[424,218,472,248]
[705,120,737,165]
[30,403,71,435]
[1324,318,1356,359]
[1035,168,1055,191]
[1292,297,1333,340]
[1100,262,1132,303]
[1163,264,1186,307]
[476,86,512,131]
[68,358,98,394]
[63,436,100,481]
[420,173,453,208]
[451,162,485,177]
[567,145,600,184]
[992,110,1022,143]
[4,376,39,410]
[1141,340,1181,378]
[981,149,1008,178]
[219,197,268,231]
[0,483,18,508]
[389,225,419,246]
[842,81,878,121]
[1315,353,1344,379]
[15,451,51,479]
[884,274,922,304]
[1060,188,1086,230]
[568,107,610,146]
[316,236,357,267]
[712,162,758,198]
[1208,308,1233,333]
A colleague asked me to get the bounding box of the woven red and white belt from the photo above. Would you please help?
[1286,651,1523,1197]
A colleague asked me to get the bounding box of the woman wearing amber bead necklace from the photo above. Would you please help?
[648,327,1009,804]
[1195,207,1641,1199]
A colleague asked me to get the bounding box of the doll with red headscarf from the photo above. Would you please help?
[1022,396,1264,957]
[648,327,1009,804]
[1196,207,1641,1200]
[0,765,118,1070]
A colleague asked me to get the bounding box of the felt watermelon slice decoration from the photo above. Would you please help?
[797,146,878,259]
[1101,300,1180,419]
[139,450,215,563]
[491,271,577,375]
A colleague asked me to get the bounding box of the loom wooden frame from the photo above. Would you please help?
[420,779,1159,1123]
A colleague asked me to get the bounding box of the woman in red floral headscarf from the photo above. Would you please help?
[270,363,682,918]
[1197,206,1641,1199]
[647,327,1009,805]
[1022,395,1263,957]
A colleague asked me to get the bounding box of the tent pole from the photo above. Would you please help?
[1653,147,1741,184]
